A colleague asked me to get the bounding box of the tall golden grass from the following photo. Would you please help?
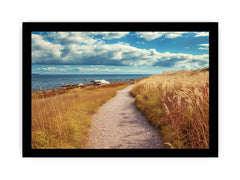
[32,82,131,149]
[131,69,209,149]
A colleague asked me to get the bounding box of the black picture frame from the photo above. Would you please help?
[23,22,218,157]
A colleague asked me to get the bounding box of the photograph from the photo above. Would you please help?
[23,22,218,157]
[3,0,240,178]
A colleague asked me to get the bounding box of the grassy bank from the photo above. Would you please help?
[32,82,132,149]
[131,69,209,149]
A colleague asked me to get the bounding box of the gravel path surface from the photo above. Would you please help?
[86,84,162,149]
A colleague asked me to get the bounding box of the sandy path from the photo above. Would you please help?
[86,84,162,149]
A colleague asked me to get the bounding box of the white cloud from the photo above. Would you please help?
[77,67,112,72]
[194,32,209,37]
[32,32,209,69]
[75,67,145,73]
[165,32,187,38]
[66,32,99,44]
[78,67,100,72]
[174,60,203,69]
[88,32,129,39]
[47,32,99,45]
[42,67,56,71]
[42,67,67,71]
[32,34,64,64]
[112,68,123,72]
[58,68,67,71]
[136,32,188,41]
[199,44,209,47]
[103,68,111,72]
[198,43,209,50]
[90,65,106,67]
[136,32,165,41]
[58,32,70,38]
[199,47,209,50]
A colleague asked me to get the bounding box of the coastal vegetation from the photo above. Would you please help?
[131,68,209,149]
[32,82,132,149]
[32,69,209,149]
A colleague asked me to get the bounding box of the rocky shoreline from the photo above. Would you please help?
[31,78,146,99]
[31,81,135,98]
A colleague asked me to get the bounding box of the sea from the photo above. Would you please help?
[31,74,152,91]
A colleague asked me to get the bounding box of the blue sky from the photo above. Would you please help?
[32,31,209,74]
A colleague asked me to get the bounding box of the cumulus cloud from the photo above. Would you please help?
[32,32,209,69]
[199,44,209,47]
[135,32,165,41]
[198,43,209,50]
[42,67,66,71]
[194,32,209,37]
[32,34,64,64]
[73,67,112,73]
[65,67,145,73]
[135,32,188,41]
[88,32,129,39]
[54,32,99,44]
[112,68,123,72]
[77,67,100,72]
[42,67,56,71]
[47,32,129,43]
[174,60,202,69]
[153,52,209,68]
[165,32,187,38]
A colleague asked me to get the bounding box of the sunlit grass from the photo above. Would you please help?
[131,69,209,149]
[32,82,132,149]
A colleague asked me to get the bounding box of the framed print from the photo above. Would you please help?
[23,22,218,157]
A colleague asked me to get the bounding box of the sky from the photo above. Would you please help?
[32,31,209,74]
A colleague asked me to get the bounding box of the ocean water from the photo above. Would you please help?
[32,74,152,91]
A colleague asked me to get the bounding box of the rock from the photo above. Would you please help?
[62,84,72,87]
[91,80,100,85]
[100,79,110,84]
[91,79,110,85]
[77,83,84,87]
[62,83,84,89]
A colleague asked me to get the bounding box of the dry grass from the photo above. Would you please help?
[32,82,132,149]
[131,69,209,149]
